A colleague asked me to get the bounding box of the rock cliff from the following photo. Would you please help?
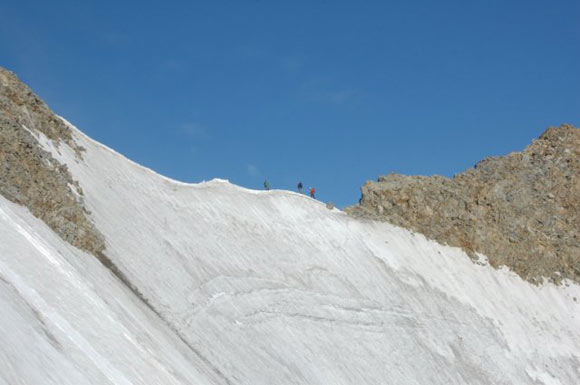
[347,125,579,284]
[0,67,105,256]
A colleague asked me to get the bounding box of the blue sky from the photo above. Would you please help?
[1,1,578,207]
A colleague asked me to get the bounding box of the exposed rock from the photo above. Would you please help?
[0,67,105,256]
[347,124,580,284]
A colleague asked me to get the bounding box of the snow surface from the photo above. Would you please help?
[1,119,579,384]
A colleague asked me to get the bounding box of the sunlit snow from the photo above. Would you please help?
[1,119,579,384]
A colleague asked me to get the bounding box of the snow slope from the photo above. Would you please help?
[1,120,579,384]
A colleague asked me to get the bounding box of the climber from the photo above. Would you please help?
[264,180,270,190]
[297,181,303,193]
[309,187,315,199]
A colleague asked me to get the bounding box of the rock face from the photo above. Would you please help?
[347,125,579,284]
[0,67,105,256]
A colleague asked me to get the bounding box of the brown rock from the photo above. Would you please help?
[0,67,105,256]
[346,124,580,284]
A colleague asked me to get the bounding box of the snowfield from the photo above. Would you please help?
[1,119,579,384]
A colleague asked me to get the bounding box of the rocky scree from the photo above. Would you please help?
[347,125,580,284]
[0,67,105,256]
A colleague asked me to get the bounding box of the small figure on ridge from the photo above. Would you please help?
[297,181,303,193]
[309,187,315,199]
[264,180,270,190]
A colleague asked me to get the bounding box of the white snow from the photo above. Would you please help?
[1,118,579,384]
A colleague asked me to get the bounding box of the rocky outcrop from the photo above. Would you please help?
[347,125,579,284]
[0,67,105,256]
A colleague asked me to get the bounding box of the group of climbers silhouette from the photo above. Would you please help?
[263,180,316,199]
[299,181,315,198]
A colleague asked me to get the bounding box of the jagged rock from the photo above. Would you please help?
[0,67,105,256]
[346,124,580,284]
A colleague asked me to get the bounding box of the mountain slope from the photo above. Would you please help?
[1,70,579,384]
[0,197,228,385]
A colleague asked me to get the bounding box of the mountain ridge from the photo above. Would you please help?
[1,66,579,384]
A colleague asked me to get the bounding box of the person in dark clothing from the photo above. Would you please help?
[264,180,270,190]
[309,187,315,198]
[297,181,303,193]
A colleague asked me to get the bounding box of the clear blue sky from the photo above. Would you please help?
[1,1,578,207]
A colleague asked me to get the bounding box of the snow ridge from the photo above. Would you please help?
[1,117,579,384]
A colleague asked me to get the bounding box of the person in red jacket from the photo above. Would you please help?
[309,187,315,199]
